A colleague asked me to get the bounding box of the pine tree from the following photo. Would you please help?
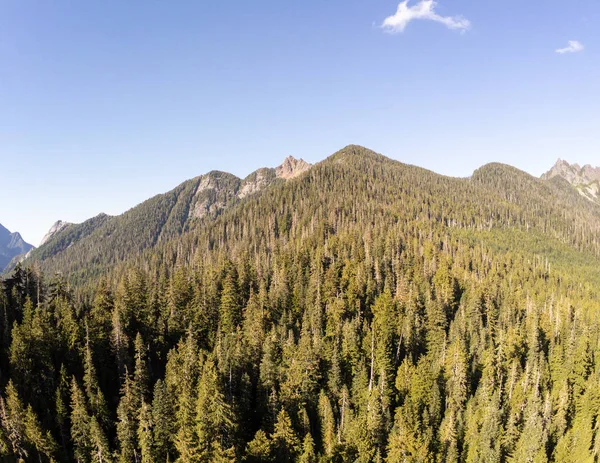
[299,433,317,463]
[0,381,28,461]
[508,390,548,463]
[84,325,109,428]
[245,429,272,462]
[24,404,58,462]
[167,267,192,337]
[55,365,70,456]
[173,331,201,463]
[152,379,174,462]
[70,378,92,463]
[138,401,154,463]
[220,265,241,335]
[272,410,299,463]
[196,358,235,458]
[134,333,150,403]
[116,373,139,463]
[89,416,112,463]
[318,391,336,458]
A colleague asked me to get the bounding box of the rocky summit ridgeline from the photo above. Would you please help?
[542,158,600,204]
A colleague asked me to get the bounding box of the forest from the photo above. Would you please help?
[2,146,600,462]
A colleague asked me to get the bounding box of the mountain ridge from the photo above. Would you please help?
[542,158,600,204]
[10,147,600,285]
[0,223,34,272]
[7,155,313,277]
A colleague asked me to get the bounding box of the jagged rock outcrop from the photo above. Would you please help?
[275,156,312,179]
[0,223,34,272]
[190,171,241,219]
[238,168,277,199]
[190,157,312,218]
[542,159,600,204]
[542,159,600,184]
[39,220,72,246]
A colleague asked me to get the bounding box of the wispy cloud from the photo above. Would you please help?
[381,0,470,34]
[556,40,584,54]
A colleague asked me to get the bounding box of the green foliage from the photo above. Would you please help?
[1,145,600,462]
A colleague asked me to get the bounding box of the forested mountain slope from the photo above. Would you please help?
[2,145,600,462]
[12,156,310,283]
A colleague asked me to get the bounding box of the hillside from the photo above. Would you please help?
[22,147,600,287]
[2,146,600,462]
[0,224,34,272]
[10,156,311,282]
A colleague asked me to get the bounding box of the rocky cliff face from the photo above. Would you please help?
[542,159,600,204]
[0,223,34,272]
[190,171,241,219]
[189,156,312,219]
[542,159,600,184]
[238,168,277,199]
[39,220,72,246]
[275,156,312,179]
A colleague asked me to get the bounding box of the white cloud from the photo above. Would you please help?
[381,0,470,33]
[556,40,584,54]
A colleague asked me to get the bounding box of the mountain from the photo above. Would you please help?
[39,220,72,247]
[16,146,600,288]
[3,145,600,462]
[0,223,34,272]
[275,155,311,179]
[542,158,600,204]
[11,156,312,281]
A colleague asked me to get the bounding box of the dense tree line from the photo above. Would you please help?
[1,146,600,462]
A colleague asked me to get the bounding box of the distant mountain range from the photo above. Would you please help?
[542,159,600,204]
[0,224,34,272]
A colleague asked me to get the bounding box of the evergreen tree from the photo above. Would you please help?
[70,378,92,463]
[89,416,112,463]
[0,381,28,462]
[84,325,109,428]
[272,410,299,463]
[152,379,174,462]
[299,433,317,463]
[116,373,139,463]
[196,358,235,458]
[138,401,154,463]
[245,429,272,462]
[220,265,241,335]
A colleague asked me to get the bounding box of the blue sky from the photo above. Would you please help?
[1,0,599,245]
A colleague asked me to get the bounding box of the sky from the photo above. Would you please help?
[1,0,599,246]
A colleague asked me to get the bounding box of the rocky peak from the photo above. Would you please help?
[39,220,71,246]
[238,156,312,199]
[188,157,313,221]
[542,159,600,186]
[275,156,311,180]
[581,164,600,182]
[542,159,600,204]
[0,223,34,272]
